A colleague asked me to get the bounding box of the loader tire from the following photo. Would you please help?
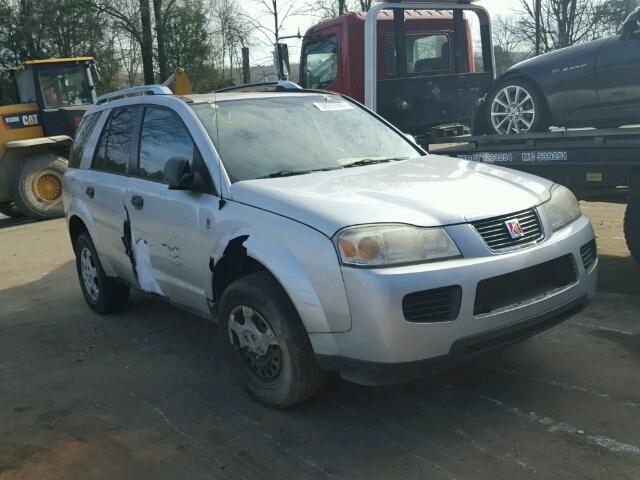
[0,201,25,218]
[10,153,67,220]
[624,195,640,265]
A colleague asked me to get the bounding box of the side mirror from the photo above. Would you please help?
[275,43,291,80]
[621,10,640,39]
[403,132,417,144]
[164,157,195,190]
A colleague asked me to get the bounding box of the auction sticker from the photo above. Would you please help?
[2,112,41,130]
[314,102,354,111]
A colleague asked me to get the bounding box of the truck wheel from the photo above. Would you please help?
[486,79,548,135]
[0,201,25,218]
[219,271,324,408]
[10,153,67,220]
[624,196,640,265]
[75,232,130,314]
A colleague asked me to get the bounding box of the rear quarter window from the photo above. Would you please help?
[69,112,100,169]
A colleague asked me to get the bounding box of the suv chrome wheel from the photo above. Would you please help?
[228,305,282,381]
[491,85,536,134]
[80,246,100,302]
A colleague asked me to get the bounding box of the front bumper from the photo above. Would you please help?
[310,214,597,384]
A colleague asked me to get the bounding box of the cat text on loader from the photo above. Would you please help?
[0,57,97,219]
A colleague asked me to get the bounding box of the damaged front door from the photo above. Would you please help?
[124,106,209,314]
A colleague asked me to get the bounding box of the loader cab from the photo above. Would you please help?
[296,0,495,142]
[11,57,97,137]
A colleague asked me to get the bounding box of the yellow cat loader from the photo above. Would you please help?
[0,57,97,219]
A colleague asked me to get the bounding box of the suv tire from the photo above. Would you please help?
[10,154,66,220]
[0,201,25,218]
[75,232,130,314]
[219,271,324,408]
[624,195,640,265]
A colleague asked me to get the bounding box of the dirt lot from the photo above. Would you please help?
[0,202,639,479]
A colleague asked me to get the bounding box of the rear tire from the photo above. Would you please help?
[624,196,640,265]
[219,271,324,408]
[75,232,130,314]
[485,78,549,135]
[10,154,67,220]
[0,201,25,218]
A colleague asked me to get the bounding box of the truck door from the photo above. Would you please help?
[596,21,640,126]
[300,27,343,93]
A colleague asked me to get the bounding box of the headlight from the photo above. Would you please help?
[335,224,461,267]
[545,184,581,231]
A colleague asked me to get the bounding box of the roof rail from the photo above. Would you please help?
[214,81,303,93]
[95,84,173,105]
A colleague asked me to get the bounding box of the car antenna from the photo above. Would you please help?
[214,90,226,209]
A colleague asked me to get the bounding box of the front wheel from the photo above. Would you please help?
[219,271,324,408]
[486,80,548,135]
[624,195,640,265]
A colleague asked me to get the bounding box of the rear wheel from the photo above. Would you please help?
[0,201,25,218]
[219,271,324,408]
[486,79,548,135]
[10,153,67,220]
[624,195,640,265]
[75,232,130,314]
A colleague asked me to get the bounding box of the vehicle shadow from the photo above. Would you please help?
[596,252,640,296]
[0,259,636,479]
[0,215,38,230]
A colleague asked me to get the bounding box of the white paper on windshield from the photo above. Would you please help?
[313,102,354,111]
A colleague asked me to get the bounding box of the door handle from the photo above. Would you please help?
[131,195,144,210]
[85,186,95,199]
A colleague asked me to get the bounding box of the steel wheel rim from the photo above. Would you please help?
[80,246,100,301]
[32,171,62,203]
[228,305,282,381]
[490,85,536,135]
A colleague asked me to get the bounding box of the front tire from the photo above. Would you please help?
[10,154,67,220]
[624,195,640,265]
[219,271,324,408]
[486,79,548,135]
[0,201,25,218]
[75,232,130,314]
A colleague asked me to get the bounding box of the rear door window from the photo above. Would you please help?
[302,36,338,89]
[384,33,450,76]
[92,107,138,174]
[137,107,198,182]
[69,112,100,168]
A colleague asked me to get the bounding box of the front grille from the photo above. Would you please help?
[403,286,462,323]
[580,239,597,271]
[472,208,543,251]
[474,254,577,316]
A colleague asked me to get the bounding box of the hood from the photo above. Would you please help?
[230,156,553,237]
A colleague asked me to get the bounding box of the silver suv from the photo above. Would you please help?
[64,82,597,407]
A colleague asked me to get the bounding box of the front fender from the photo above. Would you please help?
[208,207,352,334]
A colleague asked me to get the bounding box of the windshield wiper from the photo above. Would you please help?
[258,167,341,179]
[342,157,409,168]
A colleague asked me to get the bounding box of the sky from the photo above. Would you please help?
[238,0,523,68]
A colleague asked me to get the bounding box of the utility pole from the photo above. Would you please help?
[242,47,250,84]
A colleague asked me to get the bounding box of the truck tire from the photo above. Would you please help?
[485,78,549,135]
[0,201,25,218]
[75,232,130,314]
[624,195,640,265]
[219,271,325,408]
[10,153,67,220]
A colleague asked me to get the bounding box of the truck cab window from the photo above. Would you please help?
[384,33,450,76]
[38,67,93,109]
[302,36,338,89]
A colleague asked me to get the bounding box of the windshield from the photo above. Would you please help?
[191,95,420,183]
[38,66,94,108]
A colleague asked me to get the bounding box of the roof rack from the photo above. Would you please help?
[215,81,303,94]
[95,84,173,105]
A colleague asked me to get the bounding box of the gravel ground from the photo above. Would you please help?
[0,201,638,480]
